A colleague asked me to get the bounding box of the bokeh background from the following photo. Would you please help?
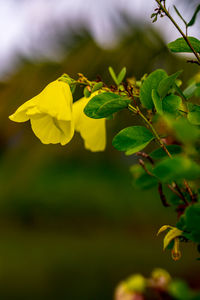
[0,0,200,299]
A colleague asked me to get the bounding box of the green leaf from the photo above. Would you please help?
[174,83,187,100]
[140,69,167,109]
[188,4,200,27]
[150,145,182,159]
[195,86,200,97]
[168,37,200,53]
[162,94,182,114]
[169,117,200,143]
[134,173,158,190]
[109,67,126,85]
[169,280,192,300]
[153,156,200,183]
[130,164,158,190]
[187,103,200,125]
[117,67,126,85]
[173,5,187,26]
[108,66,118,85]
[183,82,200,99]
[112,126,154,155]
[92,82,103,93]
[157,71,182,98]
[177,203,200,243]
[169,194,183,206]
[83,86,91,98]
[152,89,163,114]
[84,92,130,119]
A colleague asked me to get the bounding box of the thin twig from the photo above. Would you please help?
[187,60,200,65]
[136,152,154,165]
[173,183,188,205]
[183,180,197,203]
[138,159,154,176]
[155,0,200,64]
[158,183,170,207]
[168,184,188,205]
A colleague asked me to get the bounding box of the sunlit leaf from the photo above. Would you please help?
[117,67,126,85]
[168,37,200,53]
[108,66,118,85]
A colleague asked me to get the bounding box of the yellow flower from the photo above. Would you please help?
[9,80,74,145]
[9,81,106,151]
[73,95,106,152]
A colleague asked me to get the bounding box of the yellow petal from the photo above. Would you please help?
[35,80,73,121]
[30,114,74,145]
[9,80,73,123]
[9,98,37,122]
[73,95,106,152]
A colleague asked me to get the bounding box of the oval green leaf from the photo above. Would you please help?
[140,69,167,109]
[112,126,154,155]
[187,103,200,125]
[152,89,163,115]
[84,92,130,119]
[150,145,182,159]
[183,82,200,99]
[153,156,200,183]
[157,70,182,99]
[162,94,182,114]
[168,37,200,53]
[117,67,126,85]
[187,5,200,27]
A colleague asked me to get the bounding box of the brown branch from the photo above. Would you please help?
[138,159,153,176]
[158,183,170,207]
[136,152,154,165]
[183,180,197,203]
[187,60,200,66]
[168,184,188,205]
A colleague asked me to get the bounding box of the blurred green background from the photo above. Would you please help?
[1,2,200,299]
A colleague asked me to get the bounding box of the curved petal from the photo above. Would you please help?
[9,80,73,123]
[73,96,106,152]
[34,80,73,121]
[30,114,74,145]
[9,97,38,123]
